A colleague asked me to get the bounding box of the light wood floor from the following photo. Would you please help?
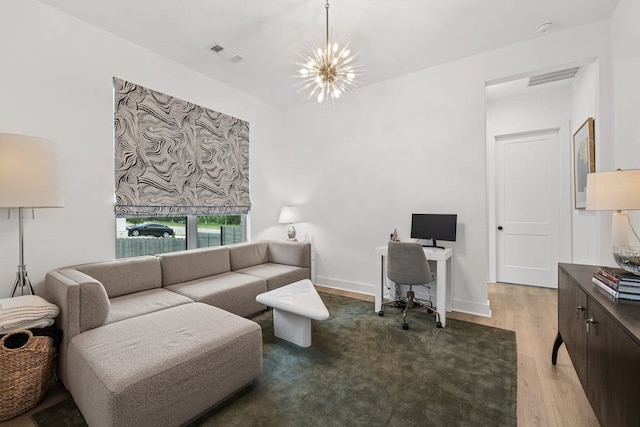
[5,283,599,427]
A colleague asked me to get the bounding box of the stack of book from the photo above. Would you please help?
[592,267,640,300]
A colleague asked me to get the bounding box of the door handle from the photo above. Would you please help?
[497,226,503,231]
[586,317,596,334]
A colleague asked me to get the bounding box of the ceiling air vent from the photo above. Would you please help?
[209,43,244,64]
[528,66,581,87]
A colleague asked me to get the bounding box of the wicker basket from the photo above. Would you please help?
[0,329,56,421]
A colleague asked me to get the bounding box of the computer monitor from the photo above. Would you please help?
[410,213,457,248]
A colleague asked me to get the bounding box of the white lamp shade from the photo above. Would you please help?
[0,133,64,208]
[278,206,302,224]
[586,169,640,211]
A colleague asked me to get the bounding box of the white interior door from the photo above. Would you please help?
[495,130,560,288]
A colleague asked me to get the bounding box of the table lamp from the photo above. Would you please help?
[0,133,64,296]
[278,206,302,241]
[586,169,640,274]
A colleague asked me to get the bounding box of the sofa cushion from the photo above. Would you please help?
[76,256,162,298]
[105,288,194,325]
[66,303,262,427]
[165,272,267,318]
[228,241,269,271]
[157,246,231,287]
[235,263,311,291]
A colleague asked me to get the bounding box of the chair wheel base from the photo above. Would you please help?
[378,310,384,316]
[402,323,409,330]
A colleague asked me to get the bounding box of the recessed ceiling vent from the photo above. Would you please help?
[528,66,581,87]
[209,43,244,64]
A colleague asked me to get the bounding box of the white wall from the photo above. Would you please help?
[570,63,604,264]
[0,0,284,297]
[611,0,640,245]
[486,86,573,135]
[486,85,573,282]
[282,20,613,316]
[2,0,635,312]
[568,0,640,266]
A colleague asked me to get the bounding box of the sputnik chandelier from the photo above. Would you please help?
[293,0,364,103]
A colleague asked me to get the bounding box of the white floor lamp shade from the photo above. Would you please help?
[0,133,64,295]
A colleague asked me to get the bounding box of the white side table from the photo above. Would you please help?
[256,279,329,347]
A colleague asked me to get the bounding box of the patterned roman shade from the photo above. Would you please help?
[114,78,250,217]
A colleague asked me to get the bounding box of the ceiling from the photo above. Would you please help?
[38,0,620,109]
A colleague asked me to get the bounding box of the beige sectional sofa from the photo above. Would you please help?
[42,240,311,427]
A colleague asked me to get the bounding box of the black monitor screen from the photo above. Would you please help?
[410,214,457,245]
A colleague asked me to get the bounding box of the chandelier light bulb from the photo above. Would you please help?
[292,0,364,104]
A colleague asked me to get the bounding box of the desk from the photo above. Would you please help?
[374,245,453,327]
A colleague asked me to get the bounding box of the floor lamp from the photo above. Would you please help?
[0,134,64,296]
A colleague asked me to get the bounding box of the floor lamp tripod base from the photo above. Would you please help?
[11,265,34,297]
[10,207,36,297]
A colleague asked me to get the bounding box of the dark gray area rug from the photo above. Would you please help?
[32,293,516,427]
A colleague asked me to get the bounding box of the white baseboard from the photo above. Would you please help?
[316,276,492,318]
[452,298,492,318]
[316,276,375,296]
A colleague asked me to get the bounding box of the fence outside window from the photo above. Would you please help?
[116,226,243,258]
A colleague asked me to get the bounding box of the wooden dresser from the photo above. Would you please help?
[552,263,640,426]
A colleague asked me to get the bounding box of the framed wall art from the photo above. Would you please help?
[573,117,595,209]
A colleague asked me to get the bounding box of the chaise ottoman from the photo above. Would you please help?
[65,302,262,426]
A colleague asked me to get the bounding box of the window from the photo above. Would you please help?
[115,215,245,259]
[113,78,251,259]
[195,215,245,248]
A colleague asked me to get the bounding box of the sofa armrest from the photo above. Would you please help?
[44,268,110,335]
[268,241,311,268]
[60,269,110,330]
[43,269,110,385]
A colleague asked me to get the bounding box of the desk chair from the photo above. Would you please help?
[379,241,442,329]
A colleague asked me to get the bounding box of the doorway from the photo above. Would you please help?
[486,71,576,288]
[494,130,560,287]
